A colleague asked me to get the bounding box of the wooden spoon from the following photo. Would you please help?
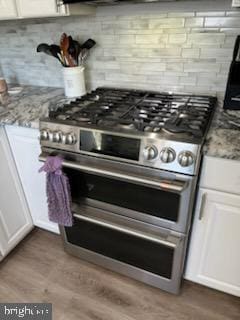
[60,33,76,67]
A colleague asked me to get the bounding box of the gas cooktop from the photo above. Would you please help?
[40,87,216,175]
[49,87,216,140]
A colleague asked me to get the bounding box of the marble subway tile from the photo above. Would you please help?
[182,48,200,58]
[196,11,226,17]
[179,76,197,85]
[185,17,204,27]
[149,18,185,29]
[187,33,225,45]
[191,28,219,33]
[205,17,240,28]
[166,63,184,72]
[146,74,179,85]
[200,48,233,59]
[136,34,168,44]
[149,48,182,57]
[184,62,221,73]
[225,11,240,17]
[105,73,146,82]
[131,19,149,29]
[169,34,187,44]
[197,74,228,86]
[220,28,240,34]
[162,28,190,34]
[119,35,136,44]
[130,62,166,74]
[167,12,195,18]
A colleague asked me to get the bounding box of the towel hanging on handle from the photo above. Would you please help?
[39,156,73,227]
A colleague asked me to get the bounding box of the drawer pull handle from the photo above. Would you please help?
[199,193,207,220]
[74,213,178,248]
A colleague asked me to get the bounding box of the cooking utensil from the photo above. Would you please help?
[68,36,77,61]
[68,36,82,66]
[60,33,76,68]
[0,78,8,93]
[73,40,82,62]
[79,48,89,66]
[80,39,96,50]
[37,43,65,66]
[37,43,52,56]
[50,44,66,66]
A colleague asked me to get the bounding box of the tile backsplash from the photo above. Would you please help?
[0,0,239,98]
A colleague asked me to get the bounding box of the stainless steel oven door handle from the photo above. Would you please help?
[39,155,187,193]
[74,213,179,249]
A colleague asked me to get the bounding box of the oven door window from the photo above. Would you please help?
[65,218,174,279]
[65,169,180,222]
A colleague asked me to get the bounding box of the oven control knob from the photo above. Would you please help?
[40,129,49,141]
[65,133,77,145]
[143,146,158,161]
[48,131,54,142]
[53,131,62,143]
[178,151,195,167]
[160,148,176,163]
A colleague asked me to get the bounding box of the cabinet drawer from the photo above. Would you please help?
[200,156,240,195]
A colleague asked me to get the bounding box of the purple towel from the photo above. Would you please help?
[39,156,73,227]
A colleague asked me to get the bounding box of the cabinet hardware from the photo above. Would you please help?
[199,192,207,220]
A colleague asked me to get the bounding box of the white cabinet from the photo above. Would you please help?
[0,0,95,20]
[0,126,33,261]
[185,156,240,297]
[17,0,61,18]
[0,0,18,19]
[232,0,240,7]
[6,125,59,234]
[16,0,95,19]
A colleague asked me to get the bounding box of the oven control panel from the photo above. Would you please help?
[40,122,80,154]
[143,145,195,167]
[40,129,77,145]
[139,141,200,175]
[40,121,201,175]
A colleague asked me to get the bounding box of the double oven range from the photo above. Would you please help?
[39,88,216,294]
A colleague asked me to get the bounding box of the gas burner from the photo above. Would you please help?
[48,87,216,139]
[75,116,91,122]
[99,105,110,110]
[118,123,136,130]
[56,114,70,121]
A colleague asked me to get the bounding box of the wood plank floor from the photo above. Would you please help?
[0,229,239,320]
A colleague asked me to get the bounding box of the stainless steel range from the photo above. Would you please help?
[39,87,216,294]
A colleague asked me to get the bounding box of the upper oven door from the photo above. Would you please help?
[40,151,196,233]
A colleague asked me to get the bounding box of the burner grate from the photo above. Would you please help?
[49,88,216,138]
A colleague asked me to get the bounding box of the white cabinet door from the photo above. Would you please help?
[185,188,240,297]
[0,127,33,260]
[6,126,59,234]
[0,0,17,19]
[16,0,63,18]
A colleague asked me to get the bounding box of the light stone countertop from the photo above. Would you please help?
[0,85,69,129]
[204,107,240,161]
[0,85,239,161]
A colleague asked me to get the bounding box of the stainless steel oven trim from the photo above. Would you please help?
[39,149,197,233]
[79,127,143,163]
[39,154,187,193]
[59,222,187,294]
[79,179,196,234]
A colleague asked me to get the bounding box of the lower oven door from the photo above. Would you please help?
[61,205,186,294]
